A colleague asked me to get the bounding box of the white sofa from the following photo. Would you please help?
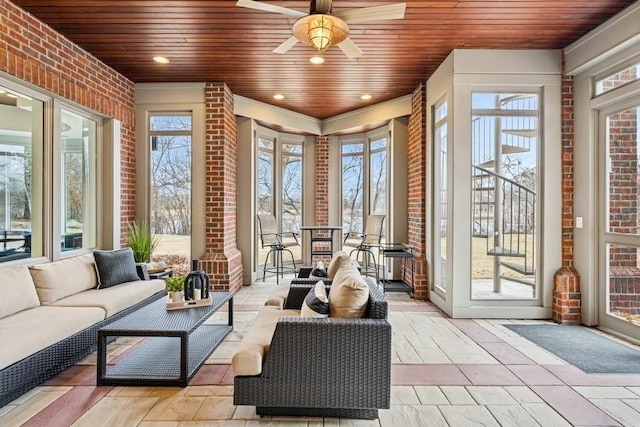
[0,253,166,407]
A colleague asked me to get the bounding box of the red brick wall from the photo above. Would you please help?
[553,56,581,323]
[199,83,243,292]
[0,0,137,243]
[407,84,429,300]
[312,135,331,263]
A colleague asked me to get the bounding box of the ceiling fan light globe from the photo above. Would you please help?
[308,15,334,51]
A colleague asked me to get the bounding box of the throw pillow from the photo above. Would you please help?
[326,250,351,279]
[93,248,140,288]
[309,260,327,280]
[328,264,369,318]
[301,281,329,318]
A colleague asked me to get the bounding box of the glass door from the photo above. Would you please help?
[599,99,640,340]
[470,92,539,300]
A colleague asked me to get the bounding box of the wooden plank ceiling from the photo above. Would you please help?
[12,0,635,120]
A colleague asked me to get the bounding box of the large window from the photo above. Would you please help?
[60,108,98,252]
[0,84,44,262]
[149,113,192,265]
[433,100,448,293]
[341,129,388,240]
[255,131,304,265]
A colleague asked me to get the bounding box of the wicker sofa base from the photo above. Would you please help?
[256,406,378,419]
[0,291,165,407]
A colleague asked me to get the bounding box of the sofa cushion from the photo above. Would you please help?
[232,307,300,376]
[93,248,140,288]
[326,250,351,279]
[29,254,98,304]
[0,265,40,319]
[328,264,369,318]
[300,281,329,318]
[49,279,166,317]
[0,305,105,370]
[264,283,290,310]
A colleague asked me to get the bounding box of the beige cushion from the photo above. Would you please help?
[0,305,105,369]
[264,283,290,309]
[326,250,351,279]
[232,307,300,376]
[328,264,369,318]
[49,279,165,317]
[0,265,40,319]
[29,254,98,304]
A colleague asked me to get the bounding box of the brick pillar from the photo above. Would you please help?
[313,135,331,263]
[553,57,580,323]
[407,84,429,300]
[199,83,243,292]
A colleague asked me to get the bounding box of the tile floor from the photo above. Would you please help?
[3,276,640,426]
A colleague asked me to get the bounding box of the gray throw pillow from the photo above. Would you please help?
[93,248,140,288]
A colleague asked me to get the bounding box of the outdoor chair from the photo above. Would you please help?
[257,214,299,285]
[343,214,385,283]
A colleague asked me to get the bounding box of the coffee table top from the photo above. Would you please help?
[100,292,232,334]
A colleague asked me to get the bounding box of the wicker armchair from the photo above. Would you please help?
[233,277,391,419]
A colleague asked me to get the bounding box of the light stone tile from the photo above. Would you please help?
[138,422,179,427]
[337,418,381,426]
[622,399,640,412]
[148,388,188,397]
[627,387,640,397]
[72,396,159,427]
[391,386,420,404]
[0,388,71,426]
[504,386,544,404]
[440,386,476,404]
[446,352,500,364]
[574,386,638,399]
[486,405,541,427]
[185,385,234,396]
[509,345,566,365]
[108,387,156,397]
[193,396,235,420]
[413,386,449,405]
[414,347,452,364]
[232,405,260,420]
[521,403,572,427]
[245,421,313,426]
[590,398,640,427]
[178,421,246,426]
[0,404,16,418]
[143,396,205,421]
[439,405,500,426]
[466,386,518,405]
[379,405,446,427]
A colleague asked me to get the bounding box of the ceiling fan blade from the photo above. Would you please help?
[273,36,299,54]
[236,0,307,18]
[333,3,406,23]
[337,37,363,59]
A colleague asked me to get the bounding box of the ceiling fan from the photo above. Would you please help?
[236,0,406,58]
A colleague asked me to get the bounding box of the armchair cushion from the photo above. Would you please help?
[301,281,329,318]
[328,264,369,318]
[93,248,140,288]
[327,250,350,279]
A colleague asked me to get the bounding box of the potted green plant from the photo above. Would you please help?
[125,221,159,263]
[165,275,185,303]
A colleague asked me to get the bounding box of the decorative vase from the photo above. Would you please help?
[184,259,210,301]
[169,291,183,303]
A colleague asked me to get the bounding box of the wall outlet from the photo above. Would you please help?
[576,216,583,229]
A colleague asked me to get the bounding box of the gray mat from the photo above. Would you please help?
[504,324,640,373]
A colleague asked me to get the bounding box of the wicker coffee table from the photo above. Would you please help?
[97,292,233,387]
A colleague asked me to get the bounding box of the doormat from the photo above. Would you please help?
[504,324,640,373]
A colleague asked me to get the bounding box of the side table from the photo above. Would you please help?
[380,243,415,297]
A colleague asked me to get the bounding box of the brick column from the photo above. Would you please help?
[407,84,429,300]
[553,57,580,323]
[312,135,331,263]
[198,83,243,292]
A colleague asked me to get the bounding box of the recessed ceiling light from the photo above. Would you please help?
[361,94,372,100]
[273,94,285,100]
[153,56,170,64]
[309,56,325,64]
